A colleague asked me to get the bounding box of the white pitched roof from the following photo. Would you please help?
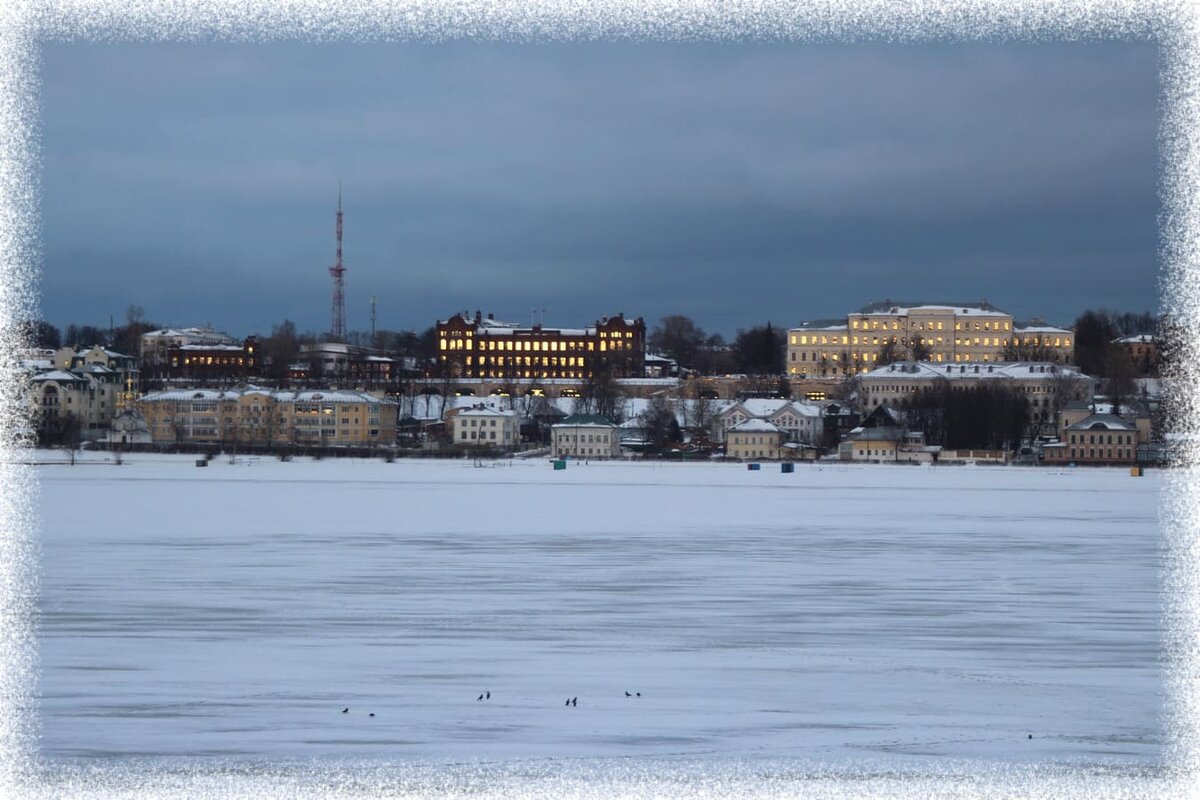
[729,418,782,433]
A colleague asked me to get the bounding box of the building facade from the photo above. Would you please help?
[166,338,259,383]
[138,388,397,446]
[725,418,786,460]
[786,304,1075,378]
[1043,414,1141,464]
[436,311,646,381]
[450,406,521,448]
[715,398,824,445]
[551,415,621,458]
[857,362,1094,428]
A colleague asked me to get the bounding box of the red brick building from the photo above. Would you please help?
[436,311,646,380]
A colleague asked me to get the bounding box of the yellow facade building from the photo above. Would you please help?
[138,387,397,446]
[787,305,1074,378]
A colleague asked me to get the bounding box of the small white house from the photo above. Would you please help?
[551,415,620,459]
[451,406,520,448]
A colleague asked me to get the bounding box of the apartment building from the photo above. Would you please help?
[138,388,396,446]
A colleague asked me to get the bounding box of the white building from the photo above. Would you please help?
[451,406,520,448]
[551,415,621,459]
[715,398,824,445]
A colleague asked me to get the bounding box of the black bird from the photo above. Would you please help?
[342,708,349,714]
[477,694,484,701]
[565,698,570,707]
[369,713,375,717]
[572,697,577,707]
[486,691,490,700]
[636,692,641,697]
[625,692,631,697]
[1028,734,1033,740]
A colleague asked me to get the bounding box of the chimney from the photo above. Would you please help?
[475,310,482,324]
[488,313,494,321]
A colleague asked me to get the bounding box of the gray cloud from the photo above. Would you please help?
[39,40,1158,338]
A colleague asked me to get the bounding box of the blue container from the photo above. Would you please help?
[747,463,761,471]
[781,462,795,474]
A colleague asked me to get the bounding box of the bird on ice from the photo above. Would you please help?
[342,708,349,714]
[477,694,484,701]
[486,691,491,700]
[572,697,577,707]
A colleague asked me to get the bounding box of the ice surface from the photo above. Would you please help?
[36,453,1163,771]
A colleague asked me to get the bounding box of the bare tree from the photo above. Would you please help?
[580,363,624,421]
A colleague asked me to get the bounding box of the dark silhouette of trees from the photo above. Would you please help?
[639,395,680,453]
[580,363,624,422]
[649,315,708,371]
[262,320,301,385]
[905,382,1030,452]
[22,320,61,349]
[734,323,784,374]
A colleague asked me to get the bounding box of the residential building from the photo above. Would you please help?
[715,398,824,445]
[450,406,521,448]
[1043,414,1141,465]
[436,310,646,381]
[551,415,621,459]
[137,387,397,446]
[1058,401,1152,447]
[786,304,1074,377]
[725,418,786,460]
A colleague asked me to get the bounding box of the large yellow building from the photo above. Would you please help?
[787,304,1074,378]
[138,387,397,446]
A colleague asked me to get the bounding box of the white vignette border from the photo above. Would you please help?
[1,1,1197,797]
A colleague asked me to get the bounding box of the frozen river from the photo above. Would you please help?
[36,454,1163,772]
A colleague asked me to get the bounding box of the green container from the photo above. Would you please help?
[553,460,566,470]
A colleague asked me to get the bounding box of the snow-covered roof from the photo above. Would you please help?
[140,388,394,404]
[848,426,905,441]
[456,406,518,418]
[789,324,848,333]
[177,344,245,352]
[1115,334,1156,344]
[1065,414,1137,432]
[32,370,88,384]
[1015,326,1072,335]
[729,418,782,434]
[855,305,1009,318]
[556,414,616,428]
[862,361,1088,381]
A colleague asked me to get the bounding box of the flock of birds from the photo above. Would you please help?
[340,689,644,717]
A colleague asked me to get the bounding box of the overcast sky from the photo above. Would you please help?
[39,40,1159,339]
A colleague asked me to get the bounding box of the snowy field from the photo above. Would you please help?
[36,452,1163,773]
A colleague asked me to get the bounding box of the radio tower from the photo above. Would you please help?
[329,186,347,341]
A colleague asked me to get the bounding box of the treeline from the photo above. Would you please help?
[904,383,1031,452]
[648,315,784,375]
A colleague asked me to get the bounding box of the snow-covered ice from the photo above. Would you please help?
[35,453,1163,771]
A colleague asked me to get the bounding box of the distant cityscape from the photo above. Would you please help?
[21,292,1164,469]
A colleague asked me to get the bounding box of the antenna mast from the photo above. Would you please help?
[329,184,347,341]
